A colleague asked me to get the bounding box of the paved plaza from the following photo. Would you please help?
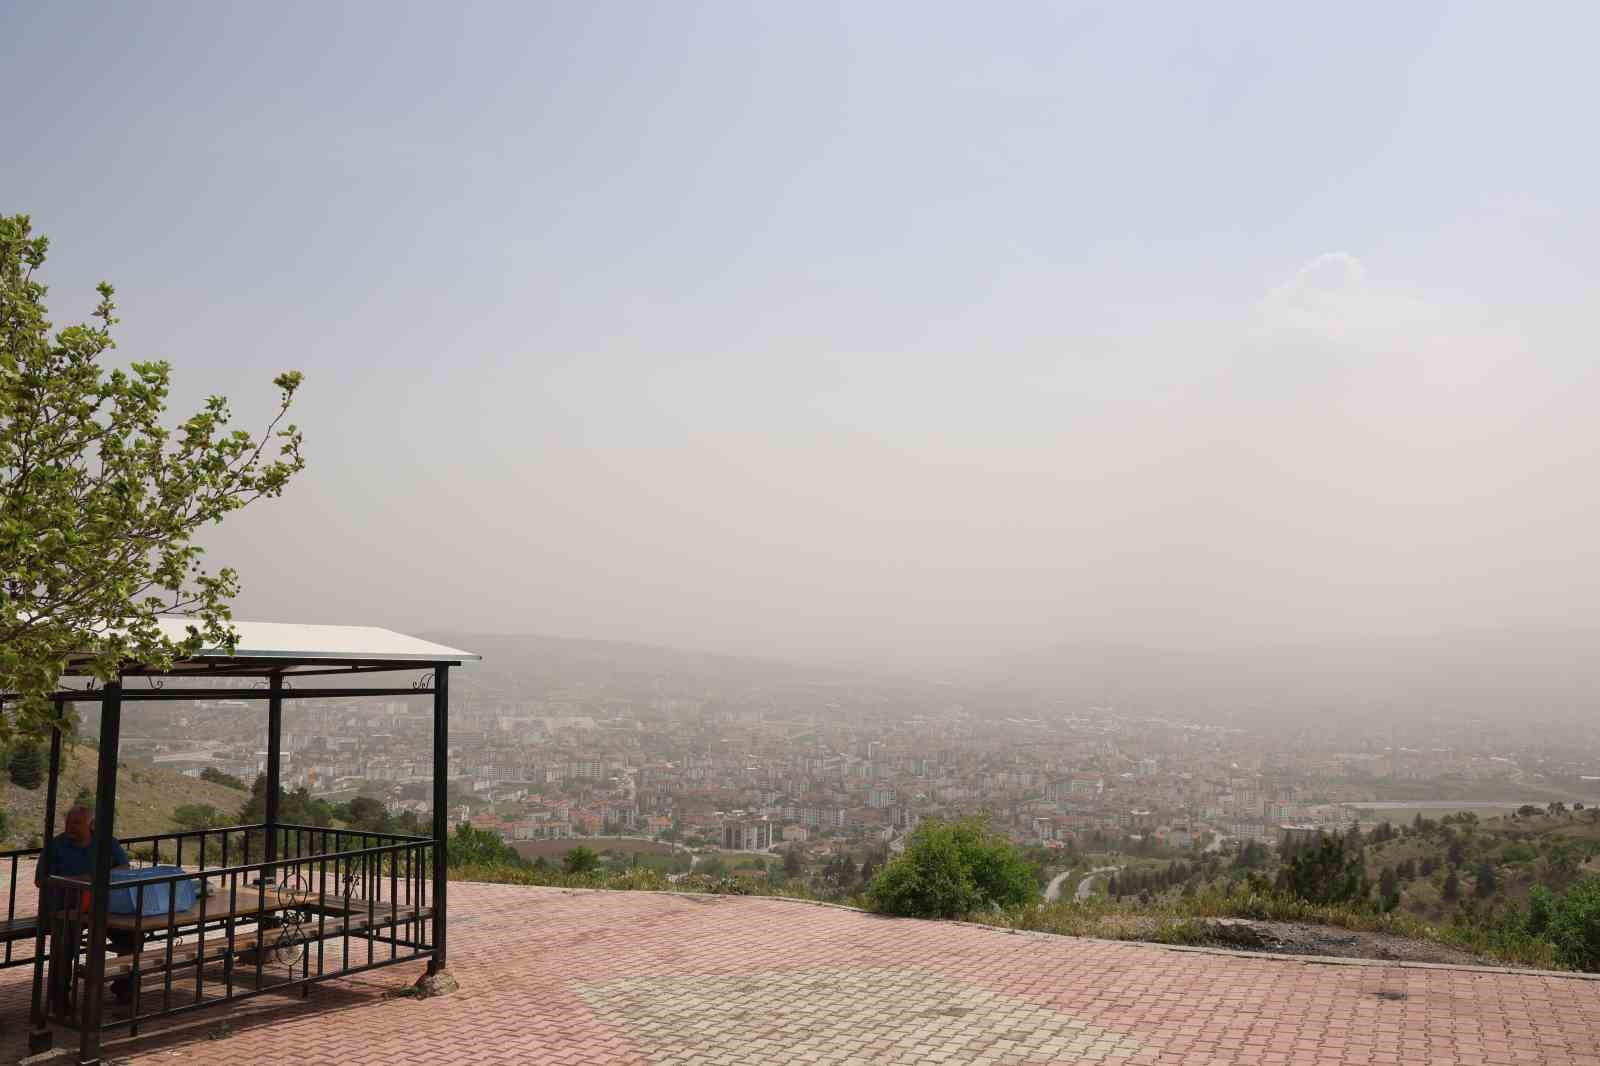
[3,881,1598,1064]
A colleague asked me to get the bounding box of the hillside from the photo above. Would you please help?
[1039,806,1600,970]
[0,743,250,846]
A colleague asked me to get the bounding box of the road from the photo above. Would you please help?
[1043,864,1122,903]
[1075,865,1121,901]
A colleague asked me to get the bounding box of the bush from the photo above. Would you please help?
[866,818,1035,919]
[200,767,248,790]
[563,845,600,875]
[1278,836,1365,905]
[1545,877,1600,971]
[1525,886,1554,937]
[6,741,44,790]
[446,825,524,869]
[173,803,226,831]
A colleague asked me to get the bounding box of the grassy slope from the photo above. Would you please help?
[1365,810,1600,916]
[0,745,250,846]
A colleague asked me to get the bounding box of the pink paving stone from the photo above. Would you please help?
[0,883,1596,1064]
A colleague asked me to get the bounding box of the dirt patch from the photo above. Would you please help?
[1191,919,1490,966]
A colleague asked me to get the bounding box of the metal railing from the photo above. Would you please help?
[36,833,435,1038]
[0,844,43,969]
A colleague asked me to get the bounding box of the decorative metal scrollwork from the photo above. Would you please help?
[146,675,166,690]
[269,870,312,970]
[412,671,434,691]
[341,863,367,905]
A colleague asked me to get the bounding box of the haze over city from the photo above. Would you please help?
[7,2,1600,683]
[12,9,1600,1061]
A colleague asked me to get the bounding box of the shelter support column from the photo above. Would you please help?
[27,720,64,1053]
[429,664,450,974]
[264,672,283,882]
[80,679,123,1066]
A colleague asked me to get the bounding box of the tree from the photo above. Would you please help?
[1378,866,1400,912]
[782,846,803,877]
[1525,886,1554,937]
[1537,843,1580,890]
[823,851,857,889]
[445,824,522,868]
[200,767,247,790]
[865,818,1036,919]
[1233,839,1267,870]
[0,215,304,739]
[1442,868,1460,902]
[563,845,600,875]
[1474,861,1498,899]
[340,796,391,833]
[6,739,43,789]
[1278,836,1366,906]
[172,803,225,831]
[238,774,334,829]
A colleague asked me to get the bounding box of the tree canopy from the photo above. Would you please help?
[0,214,304,738]
[866,817,1036,919]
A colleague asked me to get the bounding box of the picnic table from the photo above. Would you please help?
[48,876,429,1014]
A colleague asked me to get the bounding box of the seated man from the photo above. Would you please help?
[36,805,138,1004]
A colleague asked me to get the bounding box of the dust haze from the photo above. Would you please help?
[8,3,1600,721]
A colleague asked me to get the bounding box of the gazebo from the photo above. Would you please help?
[0,619,478,1065]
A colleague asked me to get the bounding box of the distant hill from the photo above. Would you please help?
[965,630,1600,728]
[1,743,248,846]
[429,630,944,712]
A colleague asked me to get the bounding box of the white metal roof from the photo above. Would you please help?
[148,618,480,663]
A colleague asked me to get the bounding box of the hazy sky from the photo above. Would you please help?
[5,2,1599,663]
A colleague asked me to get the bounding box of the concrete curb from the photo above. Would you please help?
[475,882,1600,983]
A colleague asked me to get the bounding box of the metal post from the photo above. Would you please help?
[263,673,283,884]
[428,664,449,974]
[27,723,64,1053]
[80,679,123,1066]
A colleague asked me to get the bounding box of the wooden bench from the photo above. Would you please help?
[0,916,40,943]
[88,904,430,983]
[0,915,42,968]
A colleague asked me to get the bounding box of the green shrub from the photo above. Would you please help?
[563,845,600,875]
[1523,883,1548,934]
[1277,836,1365,905]
[1545,877,1600,971]
[866,818,1035,919]
[200,767,248,790]
[7,741,44,790]
[446,825,524,869]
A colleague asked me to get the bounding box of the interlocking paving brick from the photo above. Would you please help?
[0,883,1597,1064]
